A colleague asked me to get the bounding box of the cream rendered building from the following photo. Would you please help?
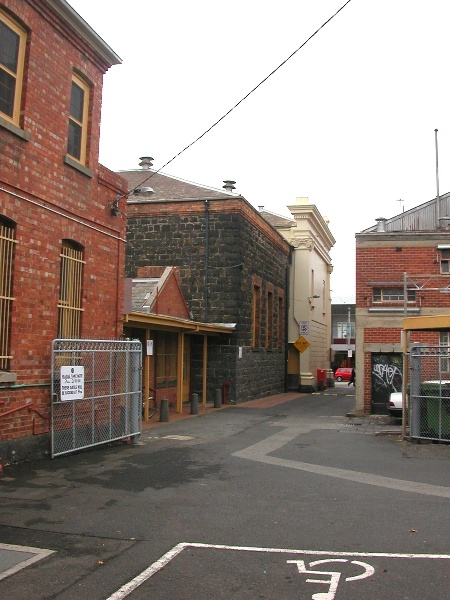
[262,198,335,391]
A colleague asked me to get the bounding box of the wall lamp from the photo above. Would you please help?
[109,187,154,216]
[308,294,320,303]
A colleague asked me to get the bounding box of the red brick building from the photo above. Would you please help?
[355,192,450,414]
[0,0,127,460]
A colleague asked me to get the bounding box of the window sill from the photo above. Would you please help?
[368,307,421,313]
[63,154,93,178]
[0,116,30,141]
[0,371,18,384]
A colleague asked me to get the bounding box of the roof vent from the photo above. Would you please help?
[139,156,154,169]
[258,206,264,211]
[134,187,154,197]
[375,217,387,232]
[223,180,236,192]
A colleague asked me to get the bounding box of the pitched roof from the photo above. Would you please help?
[117,169,240,202]
[260,210,296,228]
[131,278,158,312]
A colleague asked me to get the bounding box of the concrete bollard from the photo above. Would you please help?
[191,393,199,415]
[214,389,222,408]
[159,398,169,422]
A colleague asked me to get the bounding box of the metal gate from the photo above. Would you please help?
[51,339,142,457]
[407,345,450,443]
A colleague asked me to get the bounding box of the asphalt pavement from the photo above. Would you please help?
[0,384,448,600]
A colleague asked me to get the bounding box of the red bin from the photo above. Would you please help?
[317,369,327,390]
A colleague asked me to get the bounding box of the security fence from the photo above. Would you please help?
[407,345,450,443]
[51,339,142,457]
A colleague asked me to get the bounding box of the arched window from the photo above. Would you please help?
[58,240,85,338]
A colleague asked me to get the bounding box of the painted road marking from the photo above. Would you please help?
[0,543,55,581]
[288,558,375,599]
[232,423,450,498]
[104,543,450,600]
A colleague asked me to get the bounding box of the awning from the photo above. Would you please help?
[403,314,450,331]
[124,310,235,335]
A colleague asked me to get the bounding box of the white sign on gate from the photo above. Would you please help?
[60,366,84,401]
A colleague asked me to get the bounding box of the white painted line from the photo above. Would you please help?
[232,425,450,498]
[103,542,450,600]
[0,543,55,581]
[104,543,187,600]
[183,542,450,559]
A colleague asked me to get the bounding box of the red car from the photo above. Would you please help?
[334,367,353,382]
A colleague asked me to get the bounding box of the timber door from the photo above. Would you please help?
[182,335,190,402]
[371,353,403,414]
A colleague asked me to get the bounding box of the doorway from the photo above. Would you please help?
[371,353,403,414]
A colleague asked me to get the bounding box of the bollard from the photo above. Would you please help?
[159,398,169,422]
[214,389,222,408]
[191,393,199,415]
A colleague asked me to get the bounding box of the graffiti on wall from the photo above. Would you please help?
[371,354,403,414]
[372,357,403,392]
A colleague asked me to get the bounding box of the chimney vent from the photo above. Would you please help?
[375,217,387,232]
[223,180,236,192]
[139,156,154,169]
[258,206,264,211]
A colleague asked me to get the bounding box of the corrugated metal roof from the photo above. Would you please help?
[361,192,450,233]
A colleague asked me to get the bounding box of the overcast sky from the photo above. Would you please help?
[67,0,450,303]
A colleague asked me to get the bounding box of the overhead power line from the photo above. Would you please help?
[135,0,353,188]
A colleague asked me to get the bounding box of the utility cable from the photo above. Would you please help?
[130,0,353,190]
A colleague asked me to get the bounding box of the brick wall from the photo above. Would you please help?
[0,1,126,457]
[356,237,450,413]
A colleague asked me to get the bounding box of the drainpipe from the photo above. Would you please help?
[284,247,293,392]
[205,199,209,322]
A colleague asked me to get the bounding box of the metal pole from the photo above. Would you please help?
[191,393,199,415]
[435,128,440,228]
[347,305,351,367]
[205,199,209,322]
[402,272,407,438]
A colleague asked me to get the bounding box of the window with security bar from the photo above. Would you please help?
[58,241,85,338]
[0,217,16,370]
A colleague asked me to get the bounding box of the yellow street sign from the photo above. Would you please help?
[294,336,310,353]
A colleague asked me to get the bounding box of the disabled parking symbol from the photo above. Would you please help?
[288,558,375,599]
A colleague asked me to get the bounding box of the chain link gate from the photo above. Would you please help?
[51,339,142,457]
[407,345,450,443]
